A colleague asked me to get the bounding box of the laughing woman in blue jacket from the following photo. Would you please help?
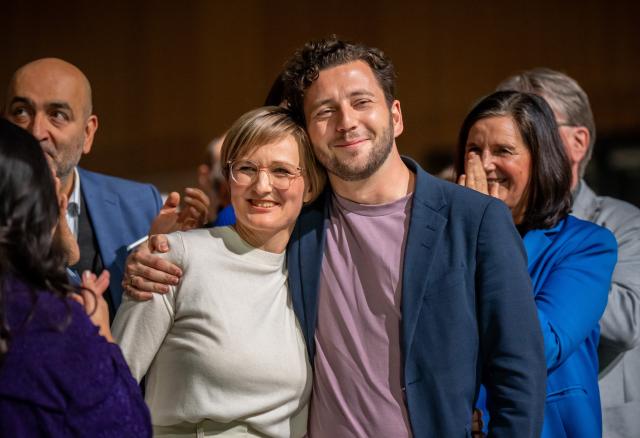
[456,91,617,437]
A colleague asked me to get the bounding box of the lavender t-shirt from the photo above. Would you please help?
[309,192,414,437]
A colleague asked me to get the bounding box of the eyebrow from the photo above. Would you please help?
[238,159,299,167]
[310,98,334,110]
[310,90,377,110]
[349,90,375,99]
[48,102,74,115]
[9,97,74,117]
[9,96,34,107]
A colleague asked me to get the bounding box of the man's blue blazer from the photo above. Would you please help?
[524,216,617,438]
[287,158,547,437]
[78,167,162,309]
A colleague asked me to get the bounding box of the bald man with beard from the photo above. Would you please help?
[3,58,208,319]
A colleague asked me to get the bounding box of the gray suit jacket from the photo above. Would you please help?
[572,180,640,438]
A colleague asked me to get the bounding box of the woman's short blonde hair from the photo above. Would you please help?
[220,106,325,203]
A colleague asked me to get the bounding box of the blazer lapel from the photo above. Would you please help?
[79,168,126,307]
[288,190,330,361]
[522,219,563,282]
[401,162,448,364]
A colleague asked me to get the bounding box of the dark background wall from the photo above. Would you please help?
[2,1,639,203]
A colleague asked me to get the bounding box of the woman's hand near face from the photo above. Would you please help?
[54,190,81,266]
[45,154,80,266]
[70,270,113,342]
[457,152,500,198]
[48,167,81,266]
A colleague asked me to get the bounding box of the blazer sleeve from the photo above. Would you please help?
[149,184,163,214]
[536,225,618,372]
[476,199,546,438]
[598,210,640,351]
[111,232,185,381]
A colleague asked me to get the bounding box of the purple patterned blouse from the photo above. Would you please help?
[0,277,151,437]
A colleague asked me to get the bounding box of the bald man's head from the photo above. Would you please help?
[7,58,94,117]
[4,58,98,194]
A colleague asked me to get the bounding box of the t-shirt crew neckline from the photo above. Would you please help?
[332,191,414,217]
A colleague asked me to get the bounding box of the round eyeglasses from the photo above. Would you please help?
[228,160,303,190]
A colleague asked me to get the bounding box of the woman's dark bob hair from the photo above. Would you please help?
[454,90,572,232]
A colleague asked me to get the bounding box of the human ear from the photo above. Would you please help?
[82,115,98,154]
[563,125,589,165]
[391,100,403,138]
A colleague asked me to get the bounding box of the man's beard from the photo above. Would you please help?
[42,137,84,182]
[319,116,395,182]
[56,158,76,181]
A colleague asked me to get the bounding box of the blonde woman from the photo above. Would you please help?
[112,106,325,438]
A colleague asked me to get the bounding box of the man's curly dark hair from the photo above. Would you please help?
[282,36,397,123]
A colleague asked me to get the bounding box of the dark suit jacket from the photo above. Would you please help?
[287,158,546,437]
[78,167,162,310]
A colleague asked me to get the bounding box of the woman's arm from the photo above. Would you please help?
[533,224,617,372]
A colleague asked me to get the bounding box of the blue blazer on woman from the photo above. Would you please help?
[524,215,617,438]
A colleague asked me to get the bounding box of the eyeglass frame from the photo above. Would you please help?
[226,159,304,190]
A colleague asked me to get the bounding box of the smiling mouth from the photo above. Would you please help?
[332,138,368,148]
[487,178,507,185]
[250,200,278,208]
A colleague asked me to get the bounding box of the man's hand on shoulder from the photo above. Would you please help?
[123,236,182,301]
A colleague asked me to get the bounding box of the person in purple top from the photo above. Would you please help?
[0,118,151,437]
